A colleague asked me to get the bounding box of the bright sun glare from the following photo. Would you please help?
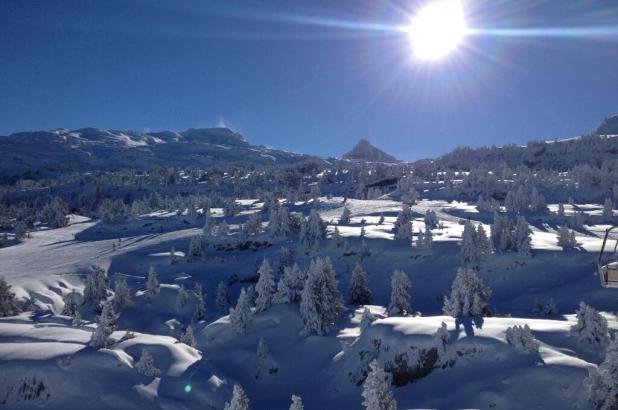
[408,0,467,60]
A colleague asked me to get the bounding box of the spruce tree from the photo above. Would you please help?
[255,259,274,312]
[216,281,230,311]
[224,384,250,410]
[388,270,411,315]
[300,257,344,335]
[361,359,397,410]
[230,288,254,334]
[349,264,372,305]
[135,349,161,377]
[0,277,20,317]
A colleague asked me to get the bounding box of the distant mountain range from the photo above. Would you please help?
[0,127,316,181]
[342,139,398,163]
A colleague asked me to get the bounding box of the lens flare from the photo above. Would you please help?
[407,0,467,60]
[184,384,192,393]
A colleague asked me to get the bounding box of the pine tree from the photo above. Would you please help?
[557,203,566,217]
[187,234,204,262]
[584,336,618,409]
[203,209,215,236]
[255,337,277,379]
[146,266,160,298]
[279,207,291,237]
[180,325,197,348]
[289,395,304,410]
[169,246,178,264]
[194,283,206,321]
[255,259,274,312]
[571,302,608,344]
[276,264,305,304]
[230,288,254,334]
[460,221,479,269]
[177,284,189,309]
[135,349,161,377]
[333,226,344,248]
[112,278,131,311]
[349,264,372,305]
[433,322,450,355]
[393,205,413,241]
[603,198,614,222]
[216,281,230,311]
[300,257,344,335]
[62,290,79,317]
[224,384,250,410]
[505,324,539,353]
[388,270,411,315]
[83,265,109,307]
[514,216,532,255]
[90,301,117,348]
[443,268,491,317]
[424,210,438,229]
[361,359,397,410]
[0,277,20,317]
[340,206,352,225]
[360,307,377,332]
[557,226,577,249]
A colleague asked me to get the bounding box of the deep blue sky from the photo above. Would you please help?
[1,0,617,160]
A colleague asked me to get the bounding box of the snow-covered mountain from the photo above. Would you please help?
[597,114,618,135]
[0,127,316,181]
[342,139,399,163]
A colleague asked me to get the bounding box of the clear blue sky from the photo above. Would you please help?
[1,0,617,160]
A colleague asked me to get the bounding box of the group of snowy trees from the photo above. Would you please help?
[460,221,491,269]
[443,269,491,317]
[223,384,305,410]
[393,205,413,241]
[504,186,548,214]
[0,277,20,317]
[490,212,532,255]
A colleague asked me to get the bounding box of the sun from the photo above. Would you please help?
[408,0,467,61]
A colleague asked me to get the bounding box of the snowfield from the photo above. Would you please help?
[2,195,618,409]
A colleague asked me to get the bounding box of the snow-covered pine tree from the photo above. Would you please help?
[216,281,230,311]
[340,206,352,225]
[229,288,254,334]
[476,224,491,257]
[276,264,305,303]
[224,384,250,410]
[112,278,131,311]
[388,270,411,316]
[194,283,206,321]
[433,322,450,355]
[514,216,532,255]
[393,205,413,241]
[460,221,480,269]
[62,290,79,317]
[360,307,377,332]
[279,207,291,237]
[443,268,491,317]
[584,335,618,410]
[255,259,274,312]
[179,325,197,348]
[169,246,178,264]
[505,324,539,353]
[557,226,577,249]
[90,301,117,348]
[83,265,110,307]
[135,349,161,377]
[203,209,215,237]
[146,266,160,298]
[289,395,304,410]
[529,188,547,213]
[299,257,344,335]
[187,234,205,262]
[255,337,277,379]
[557,203,566,217]
[424,210,438,229]
[603,198,614,222]
[177,284,189,309]
[268,208,280,238]
[361,359,397,410]
[0,277,20,317]
[349,264,372,305]
[571,302,608,344]
[333,226,344,248]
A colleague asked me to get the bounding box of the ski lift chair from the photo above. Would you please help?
[598,226,618,288]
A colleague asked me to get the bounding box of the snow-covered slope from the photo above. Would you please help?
[0,127,316,181]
